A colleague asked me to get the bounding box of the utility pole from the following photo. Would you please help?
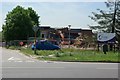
[112,0,117,33]
[110,0,117,51]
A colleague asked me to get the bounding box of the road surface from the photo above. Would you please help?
[1,47,119,78]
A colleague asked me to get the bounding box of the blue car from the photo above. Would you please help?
[32,40,60,50]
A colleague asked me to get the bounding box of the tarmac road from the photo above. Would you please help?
[1,47,119,78]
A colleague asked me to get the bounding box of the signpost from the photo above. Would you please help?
[97,33,116,52]
[33,26,39,54]
[97,33,115,43]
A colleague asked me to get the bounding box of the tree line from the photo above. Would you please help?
[89,0,120,43]
[2,1,120,43]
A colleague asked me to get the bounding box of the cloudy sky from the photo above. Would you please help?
[0,0,108,31]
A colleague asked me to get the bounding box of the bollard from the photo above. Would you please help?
[103,44,108,54]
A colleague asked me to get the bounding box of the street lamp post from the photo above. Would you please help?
[33,25,39,55]
[68,25,71,48]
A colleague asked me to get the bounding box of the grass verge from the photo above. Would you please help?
[19,48,120,63]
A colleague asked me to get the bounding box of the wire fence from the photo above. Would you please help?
[1,39,120,51]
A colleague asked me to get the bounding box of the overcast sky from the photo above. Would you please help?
[0,1,108,31]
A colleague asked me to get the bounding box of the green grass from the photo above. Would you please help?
[19,48,119,62]
[7,46,21,50]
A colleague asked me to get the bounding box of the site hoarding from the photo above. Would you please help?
[97,33,116,43]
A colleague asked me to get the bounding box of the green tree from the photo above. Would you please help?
[2,5,40,41]
[27,7,40,26]
[27,7,40,37]
[89,0,120,43]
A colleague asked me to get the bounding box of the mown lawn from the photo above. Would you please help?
[20,48,120,62]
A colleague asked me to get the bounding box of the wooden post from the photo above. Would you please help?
[97,43,99,51]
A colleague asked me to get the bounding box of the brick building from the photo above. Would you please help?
[38,26,93,44]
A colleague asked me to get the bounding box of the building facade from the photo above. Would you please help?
[38,26,93,44]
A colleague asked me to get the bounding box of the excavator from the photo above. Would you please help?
[58,30,69,45]
[31,30,68,50]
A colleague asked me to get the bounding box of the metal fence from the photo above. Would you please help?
[2,39,120,51]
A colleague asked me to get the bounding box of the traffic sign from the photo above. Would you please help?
[33,26,39,32]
